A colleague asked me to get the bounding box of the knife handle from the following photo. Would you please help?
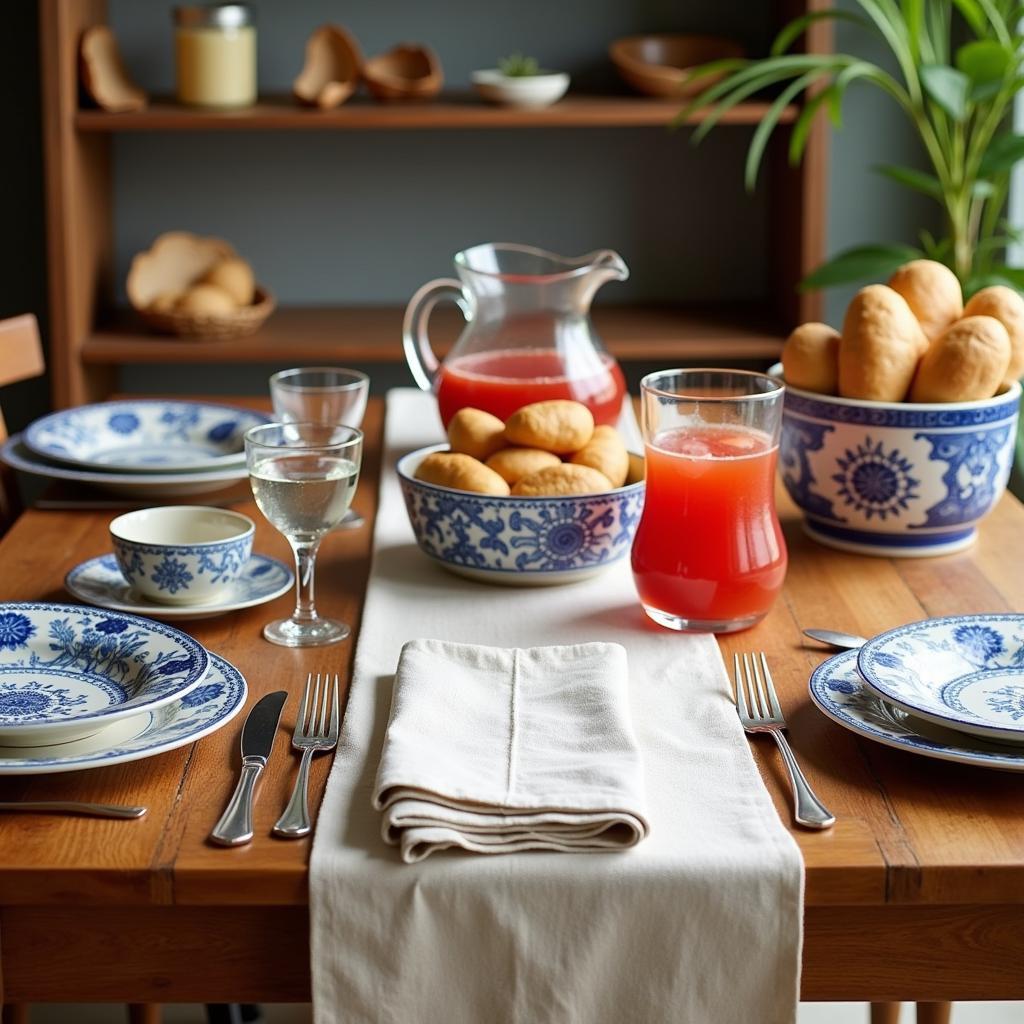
[210,759,264,847]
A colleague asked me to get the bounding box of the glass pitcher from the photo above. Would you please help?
[403,243,629,426]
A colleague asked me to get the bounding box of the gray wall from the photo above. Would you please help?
[2,1,939,418]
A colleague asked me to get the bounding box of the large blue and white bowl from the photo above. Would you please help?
[397,444,645,586]
[771,364,1021,557]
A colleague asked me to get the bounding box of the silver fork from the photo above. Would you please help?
[273,672,340,839]
[734,652,835,830]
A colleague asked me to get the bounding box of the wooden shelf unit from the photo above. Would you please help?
[41,0,830,408]
[74,94,798,132]
[84,304,788,366]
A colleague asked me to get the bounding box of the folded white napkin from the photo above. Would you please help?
[374,638,649,862]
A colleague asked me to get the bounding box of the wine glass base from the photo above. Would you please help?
[642,604,766,635]
[262,617,350,648]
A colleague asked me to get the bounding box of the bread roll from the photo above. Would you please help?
[414,452,510,496]
[504,400,594,454]
[888,259,962,343]
[512,463,612,496]
[963,285,1024,385]
[838,285,928,401]
[569,425,629,487]
[202,258,255,306]
[176,283,237,316]
[447,408,507,462]
[781,322,840,394]
[910,315,1011,403]
[485,447,561,485]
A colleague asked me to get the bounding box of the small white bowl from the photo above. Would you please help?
[471,70,570,108]
[109,506,255,605]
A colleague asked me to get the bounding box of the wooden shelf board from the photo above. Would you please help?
[75,94,797,132]
[82,304,786,365]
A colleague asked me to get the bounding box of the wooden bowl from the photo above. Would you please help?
[363,44,443,102]
[293,24,362,109]
[609,34,744,99]
[127,232,274,340]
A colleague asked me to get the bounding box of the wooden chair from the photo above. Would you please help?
[0,313,45,535]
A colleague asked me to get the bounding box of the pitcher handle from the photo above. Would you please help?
[402,278,472,391]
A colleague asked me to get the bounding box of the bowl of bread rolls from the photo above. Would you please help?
[127,231,274,340]
[397,400,645,585]
[775,259,1022,557]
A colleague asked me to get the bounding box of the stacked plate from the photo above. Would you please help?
[810,614,1024,771]
[1,399,271,498]
[0,602,247,774]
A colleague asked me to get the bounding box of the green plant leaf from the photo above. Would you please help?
[964,268,1024,297]
[770,10,870,57]
[745,70,825,190]
[972,179,997,197]
[874,163,943,200]
[902,0,925,61]
[979,132,1024,174]
[920,63,971,119]
[956,40,1013,84]
[788,86,840,165]
[799,244,923,291]
[951,0,987,37]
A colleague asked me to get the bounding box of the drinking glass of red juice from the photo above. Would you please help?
[630,369,787,633]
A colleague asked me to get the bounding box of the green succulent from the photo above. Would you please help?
[498,53,541,78]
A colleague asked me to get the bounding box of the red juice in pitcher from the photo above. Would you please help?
[631,425,787,632]
[435,348,626,427]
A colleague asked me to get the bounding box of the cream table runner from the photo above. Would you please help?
[310,388,803,1024]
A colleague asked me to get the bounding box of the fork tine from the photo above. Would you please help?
[748,652,766,720]
[742,652,761,720]
[308,672,321,736]
[318,671,331,736]
[329,674,340,740]
[733,653,749,717]
[759,652,784,719]
[294,673,312,740]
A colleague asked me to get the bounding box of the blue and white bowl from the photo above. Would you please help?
[772,364,1021,557]
[110,506,255,606]
[25,400,270,473]
[397,444,645,586]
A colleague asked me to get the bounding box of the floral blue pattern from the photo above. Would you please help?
[986,686,1024,720]
[952,624,1004,665]
[108,412,140,434]
[0,678,97,724]
[150,556,194,594]
[0,612,35,651]
[832,438,919,520]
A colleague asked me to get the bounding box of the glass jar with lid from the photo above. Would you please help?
[174,4,256,108]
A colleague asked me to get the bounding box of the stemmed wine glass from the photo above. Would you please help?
[245,422,363,647]
[269,367,369,530]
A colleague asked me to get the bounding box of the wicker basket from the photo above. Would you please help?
[138,286,275,340]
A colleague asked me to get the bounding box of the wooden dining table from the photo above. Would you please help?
[1,394,1024,1012]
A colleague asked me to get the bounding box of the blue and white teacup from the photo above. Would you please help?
[109,506,255,605]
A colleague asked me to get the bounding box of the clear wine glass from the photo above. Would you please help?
[269,367,370,529]
[245,422,363,647]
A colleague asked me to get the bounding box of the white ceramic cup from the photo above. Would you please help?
[109,506,255,605]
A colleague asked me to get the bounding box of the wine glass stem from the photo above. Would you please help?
[290,539,321,623]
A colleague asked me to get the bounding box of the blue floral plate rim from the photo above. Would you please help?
[23,400,271,474]
[0,601,210,737]
[0,653,247,775]
[856,613,1024,743]
[810,650,1024,772]
[396,443,645,500]
[64,553,294,620]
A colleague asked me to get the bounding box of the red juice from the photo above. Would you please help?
[631,425,787,631]
[435,348,626,426]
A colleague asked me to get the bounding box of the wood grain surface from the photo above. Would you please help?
[2,397,1024,1004]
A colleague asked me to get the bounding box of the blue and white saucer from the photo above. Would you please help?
[65,553,293,621]
[0,653,247,775]
[24,399,269,473]
[810,651,1024,772]
[857,614,1024,744]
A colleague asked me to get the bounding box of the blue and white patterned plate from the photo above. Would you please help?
[857,614,1024,744]
[810,650,1024,772]
[24,400,270,473]
[0,653,246,775]
[65,553,294,621]
[2,435,250,498]
[0,602,209,746]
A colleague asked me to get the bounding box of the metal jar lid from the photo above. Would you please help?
[174,4,255,29]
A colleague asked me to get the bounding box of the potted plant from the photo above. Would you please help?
[682,1,1024,296]
[472,52,570,109]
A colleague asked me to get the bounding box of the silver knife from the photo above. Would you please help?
[210,690,288,847]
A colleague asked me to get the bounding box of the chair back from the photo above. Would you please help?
[0,314,45,532]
